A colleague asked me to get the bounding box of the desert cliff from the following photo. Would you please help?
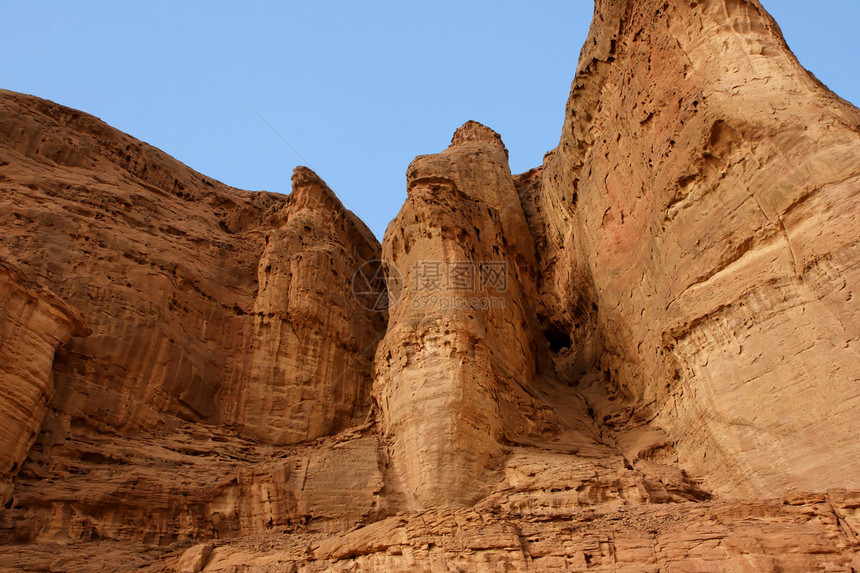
[1,1,859,571]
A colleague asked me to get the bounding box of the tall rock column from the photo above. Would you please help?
[225,167,386,445]
[374,122,547,509]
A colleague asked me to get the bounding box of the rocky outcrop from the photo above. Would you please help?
[1,0,860,569]
[0,88,285,434]
[0,261,89,505]
[2,424,385,544]
[1,493,857,571]
[185,493,860,572]
[221,166,384,445]
[531,0,860,498]
[0,91,384,543]
[374,121,605,509]
[0,90,382,445]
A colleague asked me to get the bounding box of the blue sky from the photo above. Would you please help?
[2,1,858,239]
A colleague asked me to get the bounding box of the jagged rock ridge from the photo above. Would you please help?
[1,0,859,571]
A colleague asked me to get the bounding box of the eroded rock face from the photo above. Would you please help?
[171,494,860,572]
[2,493,857,572]
[374,121,605,509]
[220,166,384,445]
[535,0,860,497]
[0,88,284,433]
[374,122,526,508]
[1,0,860,569]
[0,90,382,446]
[0,90,384,542]
[0,261,89,505]
[1,424,385,544]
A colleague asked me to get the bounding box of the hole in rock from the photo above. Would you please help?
[81,452,105,464]
[546,323,572,352]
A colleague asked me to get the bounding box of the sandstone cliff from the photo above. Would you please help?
[375,121,608,510]
[0,90,386,544]
[1,0,860,571]
[0,261,89,507]
[223,166,385,445]
[532,0,860,498]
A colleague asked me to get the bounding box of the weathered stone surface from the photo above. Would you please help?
[176,543,214,573]
[1,0,860,570]
[0,423,384,544]
[374,121,606,510]
[0,88,283,433]
[0,90,382,446]
[0,90,383,544]
[0,261,89,506]
[220,166,384,445]
[206,496,859,572]
[2,495,856,572]
[530,0,860,498]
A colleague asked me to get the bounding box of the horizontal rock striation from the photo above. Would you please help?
[1,493,858,571]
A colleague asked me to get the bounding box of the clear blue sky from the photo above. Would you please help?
[2,1,857,239]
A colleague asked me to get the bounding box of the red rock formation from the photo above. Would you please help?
[221,166,385,445]
[1,0,859,570]
[532,0,860,497]
[374,121,605,509]
[0,261,89,506]
[0,90,385,543]
[0,88,284,434]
